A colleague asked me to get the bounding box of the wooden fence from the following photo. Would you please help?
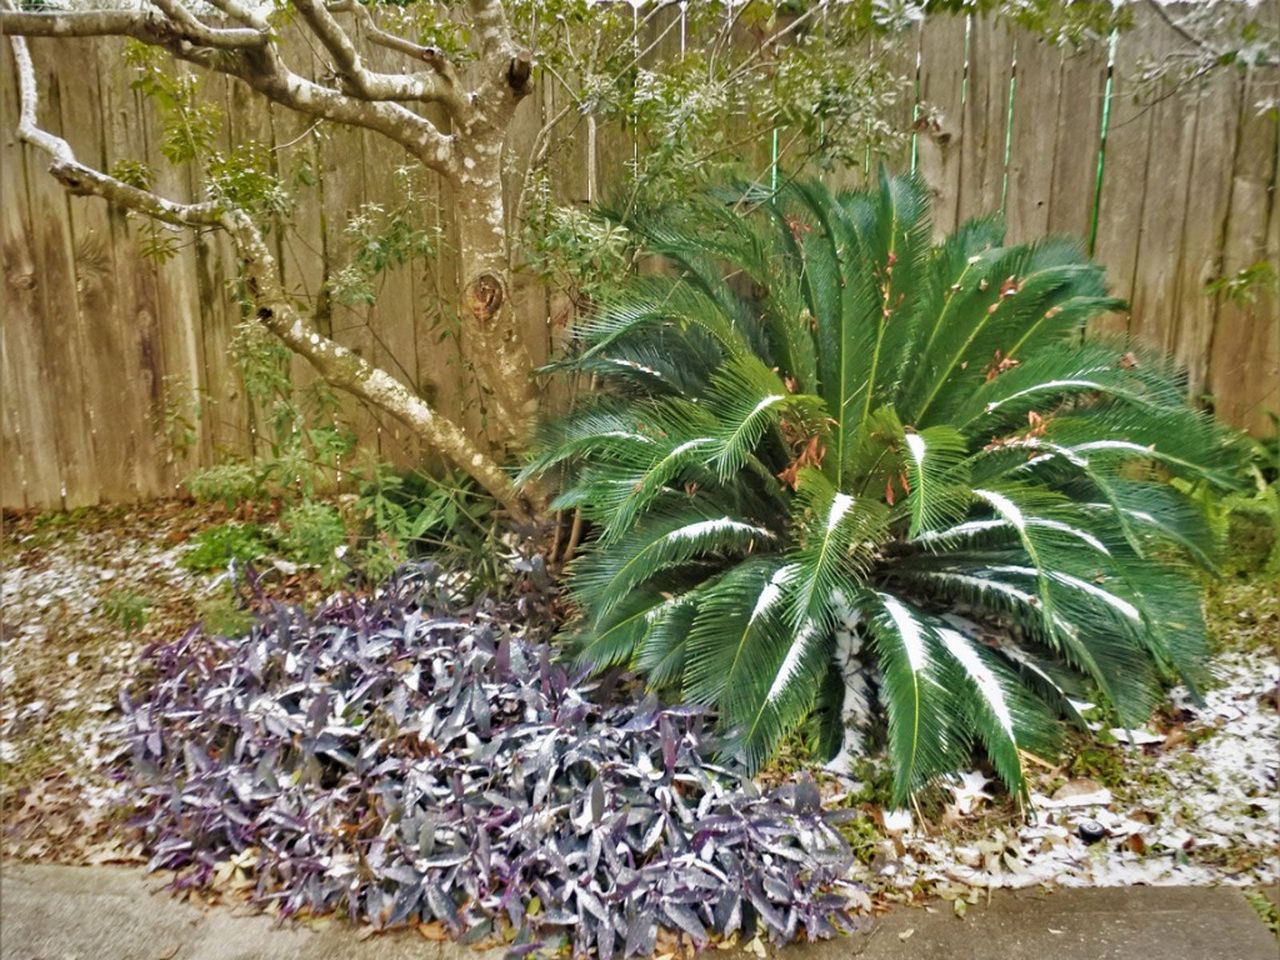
[2,7,1278,510]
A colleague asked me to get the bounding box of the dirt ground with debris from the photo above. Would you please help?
[1,502,1277,905]
[0,502,329,862]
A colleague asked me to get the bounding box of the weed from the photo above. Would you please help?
[1203,571,1279,657]
[836,815,886,865]
[1185,724,1220,749]
[842,757,897,809]
[276,501,348,581]
[102,589,152,632]
[184,462,263,509]
[1069,743,1128,791]
[195,590,256,637]
[180,522,270,573]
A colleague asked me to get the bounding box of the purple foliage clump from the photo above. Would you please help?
[119,565,861,956]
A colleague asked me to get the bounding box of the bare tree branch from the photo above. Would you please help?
[148,0,268,49]
[1146,0,1222,57]
[326,0,458,83]
[203,0,270,31]
[291,0,465,112]
[0,6,266,48]
[9,30,227,227]
[0,4,461,175]
[6,26,536,520]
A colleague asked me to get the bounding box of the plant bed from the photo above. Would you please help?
[0,500,348,861]
[118,565,864,956]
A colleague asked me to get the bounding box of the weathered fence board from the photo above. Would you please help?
[2,10,1278,510]
[1004,33,1061,242]
[1209,70,1280,432]
[1046,44,1106,243]
[959,16,1015,223]
[915,14,966,236]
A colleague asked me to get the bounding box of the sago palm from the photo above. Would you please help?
[524,172,1243,802]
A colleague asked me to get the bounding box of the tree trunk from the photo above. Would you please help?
[453,132,538,452]
[225,214,543,525]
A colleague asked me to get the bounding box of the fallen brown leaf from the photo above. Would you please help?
[417,921,449,941]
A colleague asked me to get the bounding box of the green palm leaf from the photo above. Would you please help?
[901,426,971,537]
[865,593,965,802]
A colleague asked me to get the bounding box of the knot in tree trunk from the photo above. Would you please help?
[464,272,505,324]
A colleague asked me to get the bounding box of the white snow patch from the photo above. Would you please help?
[869,648,1279,892]
[828,492,855,532]
[938,628,1017,738]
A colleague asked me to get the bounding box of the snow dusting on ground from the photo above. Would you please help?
[866,647,1279,896]
[1,507,205,861]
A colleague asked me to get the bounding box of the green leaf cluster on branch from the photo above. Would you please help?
[526,171,1248,803]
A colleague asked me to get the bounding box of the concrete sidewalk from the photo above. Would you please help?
[0,863,1275,960]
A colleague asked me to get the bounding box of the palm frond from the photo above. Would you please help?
[704,354,824,484]
[684,558,798,709]
[863,593,966,802]
[786,470,888,633]
[568,506,777,621]
[901,426,971,537]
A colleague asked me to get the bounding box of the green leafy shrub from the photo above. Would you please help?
[103,589,152,632]
[275,501,348,579]
[180,523,270,573]
[1206,424,1279,575]
[527,172,1244,802]
[183,462,263,509]
[195,589,256,638]
[352,466,500,587]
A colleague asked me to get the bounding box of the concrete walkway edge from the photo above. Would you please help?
[1,863,1276,960]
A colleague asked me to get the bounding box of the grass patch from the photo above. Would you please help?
[180,522,270,573]
[102,589,153,632]
[1069,742,1128,790]
[196,589,256,637]
[1204,571,1279,656]
[1245,890,1280,938]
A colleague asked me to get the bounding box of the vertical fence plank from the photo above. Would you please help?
[505,87,551,376]
[916,15,967,236]
[1166,77,1242,403]
[24,44,98,507]
[134,57,207,491]
[958,15,1014,222]
[877,23,920,176]
[268,52,330,460]
[352,23,423,473]
[1089,17,1156,337]
[1207,72,1280,434]
[1262,128,1280,430]
[1003,33,1060,242]
[1045,42,1107,244]
[58,38,139,503]
[0,325,28,507]
[2,44,63,508]
[1126,83,1200,354]
[96,39,167,499]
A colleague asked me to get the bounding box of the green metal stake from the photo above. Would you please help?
[910,45,921,176]
[1000,40,1017,217]
[771,126,780,193]
[1088,31,1119,258]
